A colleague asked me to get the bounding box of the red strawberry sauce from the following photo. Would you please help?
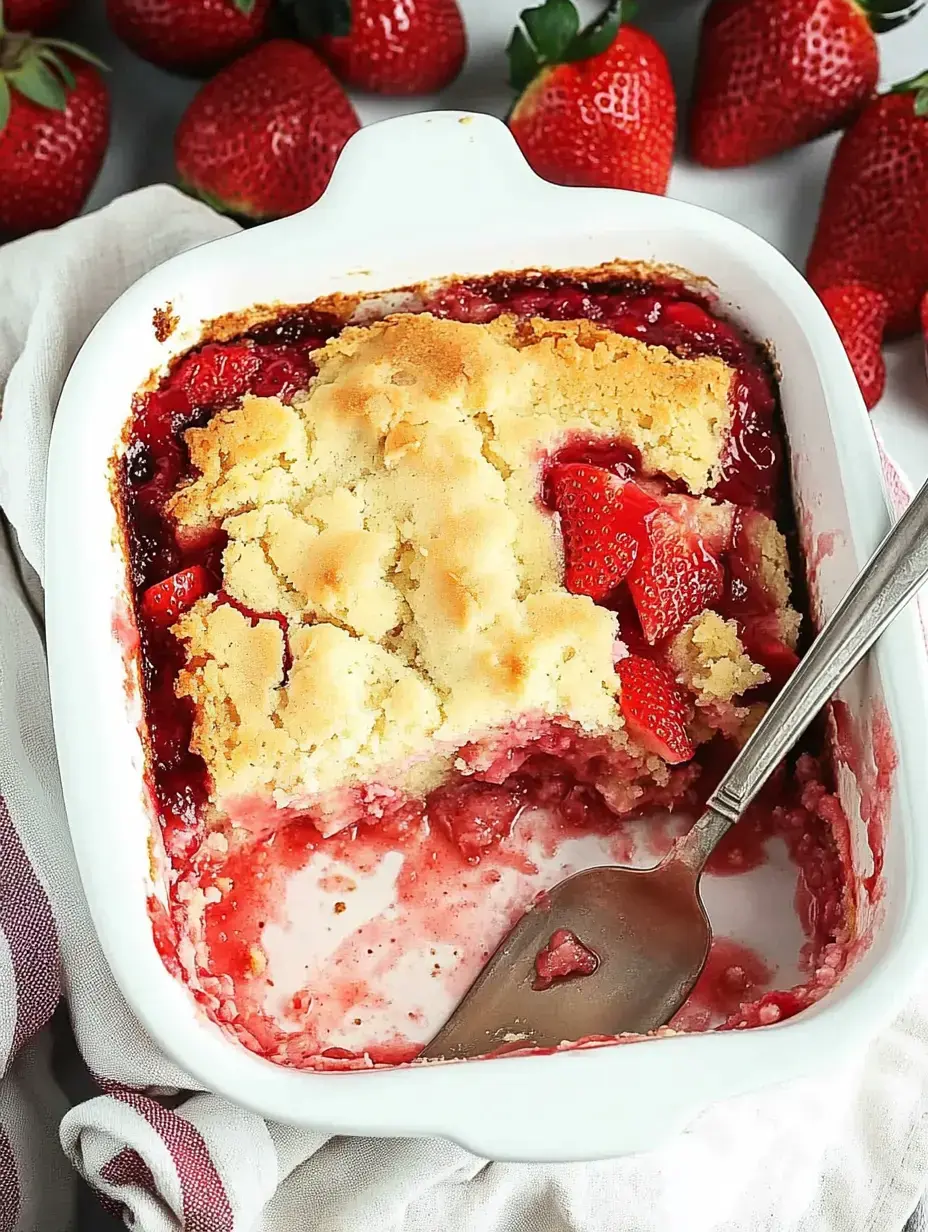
[117,273,857,1068]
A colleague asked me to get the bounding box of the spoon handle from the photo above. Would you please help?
[678,475,928,872]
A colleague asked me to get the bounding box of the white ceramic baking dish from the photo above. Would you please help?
[46,111,928,1162]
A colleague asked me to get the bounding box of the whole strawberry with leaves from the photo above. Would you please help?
[175,38,359,222]
[507,0,676,196]
[807,71,928,338]
[690,0,923,167]
[0,16,109,239]
[107,0,269,75]
[291,0,466,94]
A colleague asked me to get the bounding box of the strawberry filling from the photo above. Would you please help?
[120,278,791,870]
[427,272,782,515]
[114,274,865,1075]
[533,929,600,990]
[118,274,829,1069]
[427,780,527,861]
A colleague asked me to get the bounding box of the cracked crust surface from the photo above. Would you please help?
[167,312,774,812]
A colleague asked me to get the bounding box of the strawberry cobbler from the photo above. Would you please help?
[119,265,853,1068]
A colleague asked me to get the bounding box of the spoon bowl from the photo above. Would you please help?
[422,858,710,1060]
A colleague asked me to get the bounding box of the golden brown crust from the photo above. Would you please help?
[670,611,767,703]
[738,509,795,636]
[165,311,785,815]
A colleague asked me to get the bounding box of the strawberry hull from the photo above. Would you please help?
[46,113,928,1162]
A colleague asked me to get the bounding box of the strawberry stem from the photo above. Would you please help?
[890,67,928,116]
[507,0,626,93]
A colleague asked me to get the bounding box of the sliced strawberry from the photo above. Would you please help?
[616,654,695,764]
[627,510,724,644]
[172,342,262,407]
[141,565,214,629]
[609,590,653,658]
[741,629,800,688]
[657,492,735,555]
[547,437,640,479]
[549,464,657,601]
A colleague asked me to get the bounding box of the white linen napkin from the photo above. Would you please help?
[2,185,928,1232]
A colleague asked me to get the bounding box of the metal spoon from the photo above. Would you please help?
[421,476,928,1062]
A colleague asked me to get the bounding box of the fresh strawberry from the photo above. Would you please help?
[5,0,71,32]
[0,29,108,240]
[506,0,676,195]
[819,284,889,409]
[689,0,921,167]
[806,71,928,338]
[921,290,928,369]
[107,0,269,75]
[615,654,694,764]
[175,39,359,222]
[303,0,466,94]
[627,510,724,644]
[548,463,657,600]
[141,566,214,628]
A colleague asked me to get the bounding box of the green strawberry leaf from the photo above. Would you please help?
[890,68,928,116]
[0,77,10,132]
[8,57,67,109]
[41,39,109,72]
[36,47,75,88]
[860,0,924,33]
[520,0,580,65]
[507,26,542,92]
[232,0,256,12]
[565,0,625,61]
[508,0,624,92]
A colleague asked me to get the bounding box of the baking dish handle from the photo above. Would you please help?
[301,111,547,234]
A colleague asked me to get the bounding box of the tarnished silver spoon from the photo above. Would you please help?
[422,476,928,1062]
